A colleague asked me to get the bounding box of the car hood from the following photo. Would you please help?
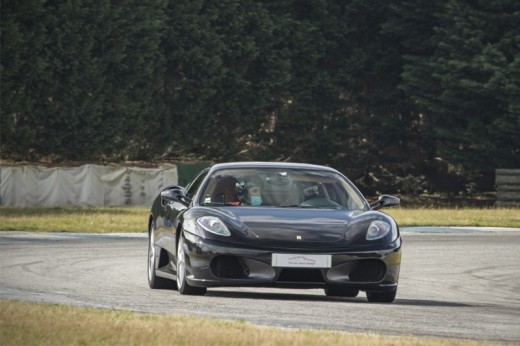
[225,207,359,244]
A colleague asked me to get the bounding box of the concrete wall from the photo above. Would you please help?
[496,169,520,206]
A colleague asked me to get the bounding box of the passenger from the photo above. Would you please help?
[246,183,262,206]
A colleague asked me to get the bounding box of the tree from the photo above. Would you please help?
[1,0,50,160]
[401,0,520,191]
[160,0,291,161]
[1,0,167,161]
[264,0,426,194]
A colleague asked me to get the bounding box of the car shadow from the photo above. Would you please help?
[392,298,470,307]
[205,290,470,307]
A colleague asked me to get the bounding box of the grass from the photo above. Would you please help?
[384,207,520,228]
[0,300,489,346]
[0,206,518,233]
[0,207,147,233]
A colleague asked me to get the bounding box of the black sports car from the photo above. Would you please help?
[148,162,401,303]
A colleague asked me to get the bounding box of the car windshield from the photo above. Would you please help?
[199,168,367,210]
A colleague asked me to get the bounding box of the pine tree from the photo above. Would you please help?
[401,0,520,190]
[1,0,167,161]
[1,0,50,160]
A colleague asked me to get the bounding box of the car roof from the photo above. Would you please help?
[209,161,340,173]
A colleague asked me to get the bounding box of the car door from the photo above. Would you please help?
[160,169,210,259]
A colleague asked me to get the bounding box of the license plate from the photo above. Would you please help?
[272,254,331,268]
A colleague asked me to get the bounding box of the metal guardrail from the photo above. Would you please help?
[496,169,520,206]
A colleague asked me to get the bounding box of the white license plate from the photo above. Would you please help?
[272,254,331,268]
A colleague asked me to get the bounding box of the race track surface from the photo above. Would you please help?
[1,229,519,343]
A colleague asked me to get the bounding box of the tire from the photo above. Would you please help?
[324,287,359,297]
[366,289,397,303]
[148,222,177,289]
[176,234,207,295]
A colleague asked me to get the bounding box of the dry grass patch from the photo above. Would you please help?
[0,207,148,233]
[0,300,488,346]
[385,207,520,228]
[0,207,518,233]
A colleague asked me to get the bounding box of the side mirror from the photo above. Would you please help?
[370,195,400,210]
[160,186,191,205]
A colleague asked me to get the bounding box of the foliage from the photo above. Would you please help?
[1,0,167,161]
[399,0,520,191]
[2,300,485,346]
[1,206,518,231]
[1,0,519,193]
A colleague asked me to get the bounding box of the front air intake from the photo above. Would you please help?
[210,256,250,279]
[349,259,386,282]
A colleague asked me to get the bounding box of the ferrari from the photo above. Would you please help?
[147,162,401,302]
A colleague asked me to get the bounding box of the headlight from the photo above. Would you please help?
[366,220,392,240]
[197,216,231,236]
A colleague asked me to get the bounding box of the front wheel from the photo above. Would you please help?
[176,234,207,295]
[148,222,176,289]
[366,289,397,303]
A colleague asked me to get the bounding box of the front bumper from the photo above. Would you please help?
[182,232,401,292]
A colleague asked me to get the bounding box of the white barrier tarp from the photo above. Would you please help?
[0,164,178,207]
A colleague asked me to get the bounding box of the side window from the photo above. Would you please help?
[186,169,209,198]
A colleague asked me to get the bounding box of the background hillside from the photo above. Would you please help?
[1,0,519,195]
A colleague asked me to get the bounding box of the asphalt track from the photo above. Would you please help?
[1,228,519,343]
